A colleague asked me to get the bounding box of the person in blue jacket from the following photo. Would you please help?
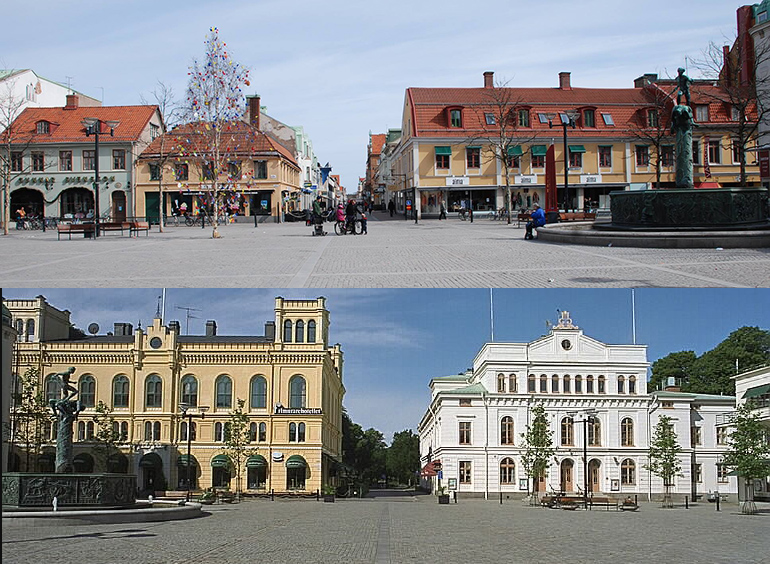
[525,203,546,240]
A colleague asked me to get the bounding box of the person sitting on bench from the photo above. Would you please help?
[525,203,546,240]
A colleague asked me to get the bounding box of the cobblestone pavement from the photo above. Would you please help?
[3,496,769,564]
[0,213,768,288]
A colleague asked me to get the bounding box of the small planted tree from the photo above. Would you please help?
[90,401,123,472]
[221,398,256,501]
[721,402,770,515]
[520,403,554,501]
[644,415,683,508]
[8,367,53,471]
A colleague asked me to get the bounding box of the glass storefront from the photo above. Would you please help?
[446,189,497,212]
[420,190,443,215]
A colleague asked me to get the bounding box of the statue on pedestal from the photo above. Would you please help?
[49,367,83,473]
[670,104,697,188]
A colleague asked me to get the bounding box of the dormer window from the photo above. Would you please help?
[601,113,615,126]
[517,109,530,128]
[583,109,595,128]
[695,105,709,122]
[36,121,50,134]
[447,107,463,128]
[647,109,659,128]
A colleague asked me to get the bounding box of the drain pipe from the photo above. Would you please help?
[483,390,489,500]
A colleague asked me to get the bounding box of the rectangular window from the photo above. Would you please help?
[459,461,472,484]
[228,161,241,180]
[201,162,215,180]
[435,147,451,169]
[716,426,728,445]
[647,109,659,128]
[466,147,481,168]
[583,109,595,128]
[636,146,650,166]
[731,106,740,121]
[83,150,96,171]
[175,163,188,181]
[36,121,50,134]
[32,151,45,172]
[693,463,702,484]
[692,141,700,164]
[531,154,545,169]
[599,146,612,168]
[691,426,702,446]
[732,140,741,164]
[150,123,160,139]
[708,140,721,164]
[695,105,709,122]
[149,163,160,181]
[254,160,268,179]
[506,154,520,169]
[484,113,496,125]
[569,150,582,168]
[59,150,72,171]
[518,109,530,128]
[459,398,471,407]
[459,421,471,445]
[601,113,615,126]
[661,145,675,167]
[450,109,462,128]
[11,151,23,171]
[717,464,728,483]
[112,149,126,170]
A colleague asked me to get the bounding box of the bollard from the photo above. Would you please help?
[52,496,58,512]
[685,495,689,509]
[454,491,458,504]
[316,489,320,501]
[500,491,503,505]
[634,494,638,505]
[271,488,274,502]
[254,214,258,228]
[716,495,720,511]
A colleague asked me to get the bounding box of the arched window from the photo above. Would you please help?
[283,320,292,342]
[497,373,506,393]
[113,375,130,408]
[79,375,96,408]
[144,421,152,441]
[295,320,304,343]
[145,375,162,408]
[112,421,119,437]
[153,421,161,441]
[250,376,267,409]
[618,375,625,394]
[259,422,267,442]
[586,375,594,394]
[539,374,547,393]
[215,422,224,442]
[26,318,35,339]
[598,375,606,394]
[629,376,637,394]
[15,319,24,338]
[500,457,516,485]
[289,375,306,408]
[575,375,583,394]
[249,422,257,441]
[563,374,571,393]
[45,374,59,402]
[508,374,517,392]
[120,421,128,441]
[552,374,559,393]
[289,422,297,442]
[86,421,94,440]
[181,375,198,407]
[77,421,86,441]
[621,418,634,446]
[528,374,535,393]
[307,320,316,343]
[298,422,306,442]
[588,417,601,446]
[621,459,636,485]
[181,421,197,442]
[216,375,232,409]
[500,416,514,445]
[561,417,574,446]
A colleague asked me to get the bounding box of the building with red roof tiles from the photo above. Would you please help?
[135,101,301,224]
[385,70,759,219]
[364,133,387,208]
[3,94,163,227]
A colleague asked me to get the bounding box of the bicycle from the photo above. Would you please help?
[334,218,361,235]
[185,214,211,227]
[16,216,43,230]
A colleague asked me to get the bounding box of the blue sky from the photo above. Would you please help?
[1,0,742,192]
[5,289,768,443]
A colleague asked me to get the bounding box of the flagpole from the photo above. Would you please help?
[631,289,636,345]
[490,289,494,342]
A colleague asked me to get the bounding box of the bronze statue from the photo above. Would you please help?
[670,104,697,188]
[676,67,693,107]
[50,367,83,473]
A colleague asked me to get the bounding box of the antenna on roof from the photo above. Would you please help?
[65,76,73,93]
[176,306,201,334]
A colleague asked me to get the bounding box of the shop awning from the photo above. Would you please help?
[434,146,452,155]
[420,459,441,477]
[286,455,307,468]
[177,454,199,467]
[568,145,586,153]
[531,145,547,157]
[211,454,231,468]
[743,384,770,399]
[139,452,163,468]
[507,146,523,156]
[246,454,268,468]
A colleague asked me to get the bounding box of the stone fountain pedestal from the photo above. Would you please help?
[2,473,136,508]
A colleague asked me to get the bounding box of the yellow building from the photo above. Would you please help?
[6,296,344,496]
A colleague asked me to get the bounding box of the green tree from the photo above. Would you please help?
[519,403,554,500]
[644,415,683,508]
[221,398,256,500]
[649,351,697,392]
[8,367,52,471]
[386,430,420,486]
[721,402,770,515]
[90,401,123,472]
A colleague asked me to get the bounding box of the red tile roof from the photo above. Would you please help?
[4,105,158,144]
[369,133,386,155]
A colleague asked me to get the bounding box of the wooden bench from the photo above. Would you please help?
[559,212,597,222]
[130,221,150,236]
[588,496,619,510]
[517,212,532,227]
[57,223,95,240]
[100,222,131,235]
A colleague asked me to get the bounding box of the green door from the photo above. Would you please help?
[145,192,160,224]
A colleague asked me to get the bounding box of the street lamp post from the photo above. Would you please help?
[82,118,120,237]
[179,403,209,503]
[568,408,597,509]
[549,113,576,212]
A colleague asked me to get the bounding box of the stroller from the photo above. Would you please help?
[311,211,326,236]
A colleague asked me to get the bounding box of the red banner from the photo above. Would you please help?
[704,141,711,179]
[545,145,557,212]
[759,150,770,179]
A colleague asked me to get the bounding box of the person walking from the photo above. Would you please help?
[388,199,395,217]
[439,199,447,220]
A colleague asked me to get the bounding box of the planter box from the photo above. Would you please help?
[323,495,335,503]
[438,494,450,505]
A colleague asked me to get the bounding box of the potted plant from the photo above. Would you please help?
[437,486,450,505]
[322,484,336,502]
[198,489,216,505]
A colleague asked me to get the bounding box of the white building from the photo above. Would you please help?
[418,311,738,501]
[731,363,770,501]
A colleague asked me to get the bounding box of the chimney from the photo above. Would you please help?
[264,321,276,341]
[64,94,79,110]
[113,323,124,336]
[205,320,217,337]
[483,71,494,89]
[559,72,572,90]
[169,321,180,334]
[247,95,261,129]
[113,322,133,336]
